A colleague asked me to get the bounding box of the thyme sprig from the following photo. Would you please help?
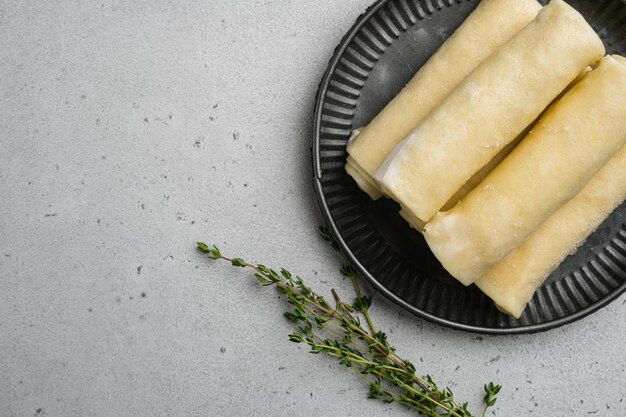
[197,227,500,417]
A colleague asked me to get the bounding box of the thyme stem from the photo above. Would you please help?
[196,230,501,417]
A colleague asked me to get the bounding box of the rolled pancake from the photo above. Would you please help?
[424,55,626,286]
[476,145,626,319]
[376,0,605,224]
[345,0,542,199]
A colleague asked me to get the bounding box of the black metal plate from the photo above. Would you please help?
[312,0,626,334]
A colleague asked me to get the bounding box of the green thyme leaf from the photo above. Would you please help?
[196,242,210,253]
[230,257,246,267]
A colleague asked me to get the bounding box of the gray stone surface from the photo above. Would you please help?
[1,1,624,416]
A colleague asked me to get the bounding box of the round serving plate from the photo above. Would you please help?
[312,0,626,334]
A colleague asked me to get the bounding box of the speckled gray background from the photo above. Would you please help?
[1,1,624,416]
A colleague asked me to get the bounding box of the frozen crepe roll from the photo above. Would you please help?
[376,0,605,224]
[424,55,626,286]
[476,145,626,319]
[345,0,542,199]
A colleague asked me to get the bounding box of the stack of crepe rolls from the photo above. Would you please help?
[426,55,626,314]
[344,0,626,317]
[376,0,606,226]
[345,0,542,199]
